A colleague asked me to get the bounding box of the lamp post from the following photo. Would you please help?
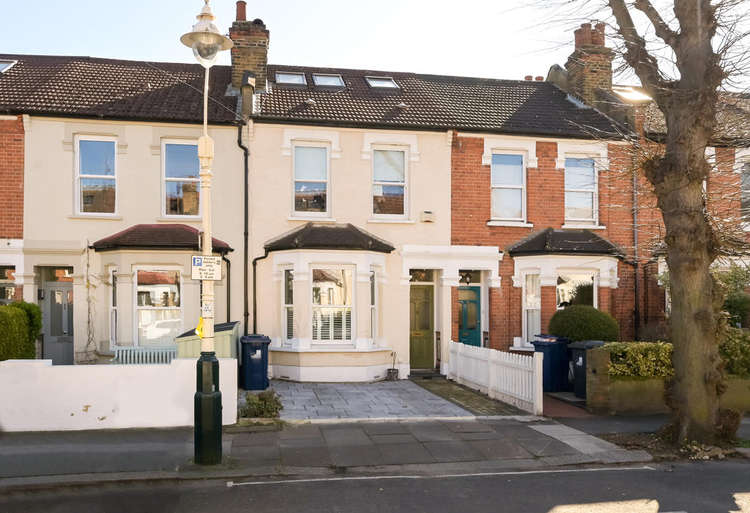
[181,0,232,466]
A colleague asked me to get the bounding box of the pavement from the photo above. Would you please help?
[0,417,652,492]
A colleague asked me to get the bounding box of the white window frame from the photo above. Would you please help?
[490,151,527,223]
[292,142,331,218]
[276,72,307,85]
[282,268,295,343]
[0,265,16,305]
[365,76,399,89]
[161,139,201,219]
[74,135,118,216]
[370,269,377,340]
[109,267,118,350]
[312,74,344,87]
[371,145,409,219]
[311,265,355,344]
[132,266,183,347]
[564,157,599,225]
[521,272,541,347]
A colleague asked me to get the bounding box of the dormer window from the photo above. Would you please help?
[366,76,399,89]
[313,74,344,87]
[276,72,306,85]
[0,60,17,73]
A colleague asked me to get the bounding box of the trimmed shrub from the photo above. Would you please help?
[548,305,619,342]
[8,301,42,346]
[239,390,283,418]
[719,328,750,378]
[0,305,33,360]
[605,341,674,378]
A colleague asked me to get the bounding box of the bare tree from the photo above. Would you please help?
[524,0,749,443]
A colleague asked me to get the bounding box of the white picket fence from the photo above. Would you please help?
[446,341,543,415]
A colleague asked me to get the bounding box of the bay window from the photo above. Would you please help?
[312,267,352,342]
[294,145,328,215]
[491,154,525,221]
[135,269,182,346]
[373,149,406,216]
[564,158,597,223]
[557,272,596,308]
[523,274,541,344]
[76,137,116,214]
[741,162,750,222]
[163,141,200,217]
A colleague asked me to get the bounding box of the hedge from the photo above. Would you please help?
[8,301,42,346]
[720,328,750,378]
[605,342,674,378]
[0,305,34,360]
[604,331,750,379]
[549,305,619,342]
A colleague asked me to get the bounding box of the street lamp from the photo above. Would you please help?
[181,0,232,466]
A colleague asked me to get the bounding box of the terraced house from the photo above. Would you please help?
[1,3,748,379]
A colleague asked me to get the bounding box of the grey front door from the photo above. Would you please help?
[42,285,74,364]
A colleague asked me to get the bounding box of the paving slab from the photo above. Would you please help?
[468,439,534,460]
[376,443,435,465]
[423,441,484,462]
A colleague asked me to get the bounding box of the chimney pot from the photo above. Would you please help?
[236,1,247,22]
[535,76,544,81]
[524,75,533,81]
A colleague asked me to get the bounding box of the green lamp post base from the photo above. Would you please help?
[195,351,222,465]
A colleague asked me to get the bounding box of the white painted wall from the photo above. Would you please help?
[0,358,237,432]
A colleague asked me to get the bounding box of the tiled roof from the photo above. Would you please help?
[507,228,623,257]
[258,65,623,139]
[91,224,232,253]
[0,54,239,124]
[0,54,624,138]
[264,222,394,253]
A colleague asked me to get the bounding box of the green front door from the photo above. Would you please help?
[458,286,481,347]
[410,285,434,369]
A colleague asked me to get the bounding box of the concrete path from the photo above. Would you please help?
[256,380,474,420]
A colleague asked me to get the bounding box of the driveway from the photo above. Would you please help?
[266,379,474,420]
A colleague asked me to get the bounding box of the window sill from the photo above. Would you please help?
[288,216,337,223]
[367,218,415,224]
[509,345,535,352]
[561,223,606,230]
[156,216,201,222]
[68,214,122,221]
[271,344,389,353]
[486,220,534,228]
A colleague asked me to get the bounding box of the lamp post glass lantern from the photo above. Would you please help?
[181,0,232,466]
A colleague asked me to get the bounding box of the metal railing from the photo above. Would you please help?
[112,346,177,365]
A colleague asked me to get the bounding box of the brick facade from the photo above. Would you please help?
[0,115,23,240]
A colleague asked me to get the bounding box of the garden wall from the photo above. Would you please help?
[0,358,237,432]
[587,348,750,415]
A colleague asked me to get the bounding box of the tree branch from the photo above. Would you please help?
[607,0,669,96]
[633,0,678,46]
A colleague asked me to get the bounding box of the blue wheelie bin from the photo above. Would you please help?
[531,335,569,393]
[240,335,271,391]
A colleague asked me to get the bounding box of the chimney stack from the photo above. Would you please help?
[229,1,270,92]
[565,22,613,107]
[534,76,544,81]
[524,75,533,81]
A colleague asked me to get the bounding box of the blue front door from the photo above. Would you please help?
[458,286,481,347]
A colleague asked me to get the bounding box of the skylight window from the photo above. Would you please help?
[313,74,345,87]
[276,72,306,85]
[366,76,399,89]
[0,60,17,73]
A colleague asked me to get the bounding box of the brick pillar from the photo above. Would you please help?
[541,286,557,333]
[488,287,507,350]
[598,286,611,314]
[0,115,24,240]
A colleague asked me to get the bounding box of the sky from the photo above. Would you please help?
[2,0,585,82]
[3,1,747,90]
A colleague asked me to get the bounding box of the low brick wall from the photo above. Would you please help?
[587,348,750,415]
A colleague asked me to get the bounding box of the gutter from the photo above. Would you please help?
[252,249,271,334]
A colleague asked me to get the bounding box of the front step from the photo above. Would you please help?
[408,369,443,380]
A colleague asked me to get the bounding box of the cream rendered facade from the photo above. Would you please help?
[21,116,245,362]
[247,123,502,380]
